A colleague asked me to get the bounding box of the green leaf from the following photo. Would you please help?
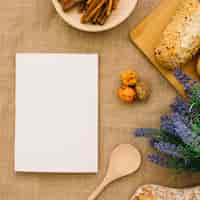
[192,123,200,135]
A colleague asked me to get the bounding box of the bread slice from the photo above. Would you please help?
[155,0,200,70]
[131,184,200,200]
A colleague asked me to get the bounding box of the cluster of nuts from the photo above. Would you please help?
[117,69,151,103]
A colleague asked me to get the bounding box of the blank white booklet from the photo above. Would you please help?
[15,53,98,173]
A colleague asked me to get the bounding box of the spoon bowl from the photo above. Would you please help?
[88,144,141,200]
[106,144,141,181]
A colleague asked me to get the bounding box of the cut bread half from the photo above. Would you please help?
[131,184,200,200]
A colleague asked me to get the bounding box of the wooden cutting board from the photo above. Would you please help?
[130,0,200,97]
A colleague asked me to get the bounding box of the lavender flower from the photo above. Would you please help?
[149,138,157,146]
[171,97,190,117]
[148,154,168,167]
[171,97,191,126]
[152,141,182,158]
[135,128,159,137]
[173,68,196,93]
[132,68,200,171]
[160,115,175,133]
[170,113,200,146]
[160,113,200,146]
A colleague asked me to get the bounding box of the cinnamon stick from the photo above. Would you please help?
[112,0,119,9]
[107,0,113,16]
[99,14,108,25]
[87,0,100,13]
[97,3,107,24]
[86,0,93,5]
[82,0,106,23]
[92,8,102,23]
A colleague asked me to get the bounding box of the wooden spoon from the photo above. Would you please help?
[88,144,142,200]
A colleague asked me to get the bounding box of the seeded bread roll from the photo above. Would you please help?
[155,0,200,70]
[131,184,200,200]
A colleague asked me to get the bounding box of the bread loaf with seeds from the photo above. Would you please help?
[131,184,200,200]
[155,0,200,70]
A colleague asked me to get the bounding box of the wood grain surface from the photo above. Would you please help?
[130,0,200,97]
[1,0,200,200]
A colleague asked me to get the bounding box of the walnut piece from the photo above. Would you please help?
[135,81,151,101]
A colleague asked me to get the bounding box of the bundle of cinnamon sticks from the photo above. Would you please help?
[81,0,119,25]
[59,0,119,25]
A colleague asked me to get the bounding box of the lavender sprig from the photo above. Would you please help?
[152,141,182,158]
[160,115,175,134]
[170,97,190,125]
[170,113,195,144]
[134,69,200,172]
[148,154,169,167]
[135,128,160,137]
[171,97,189,115]
[160,112,198,145]
[173,68,196,93]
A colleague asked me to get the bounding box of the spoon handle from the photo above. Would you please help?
[87,178,110,200]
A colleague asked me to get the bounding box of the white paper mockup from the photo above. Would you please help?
[15,53,98,173]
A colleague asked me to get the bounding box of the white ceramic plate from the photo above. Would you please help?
[52,0,138,32]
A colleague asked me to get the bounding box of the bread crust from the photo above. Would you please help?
[197,56,200,76]
[155,0,200,70]
[131,184,200,200]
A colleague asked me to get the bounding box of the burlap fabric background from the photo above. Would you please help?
[1,0,200,199]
